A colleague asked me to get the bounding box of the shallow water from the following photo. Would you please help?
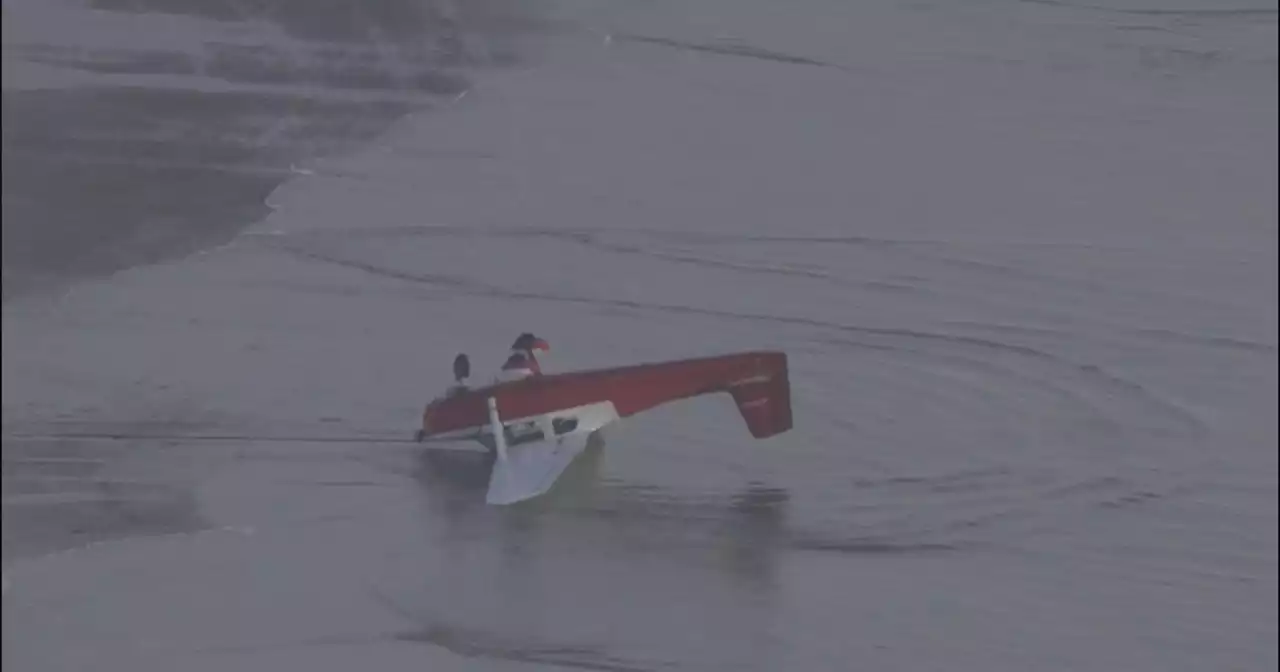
[3,1,1277,670]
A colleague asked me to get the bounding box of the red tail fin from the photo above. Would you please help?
[728,353,793,438]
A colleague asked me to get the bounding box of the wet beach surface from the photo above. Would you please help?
[2,0,535,577]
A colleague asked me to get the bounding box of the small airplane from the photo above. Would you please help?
[414,334,793,505]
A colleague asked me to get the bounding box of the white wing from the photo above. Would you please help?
[486,431,592,505]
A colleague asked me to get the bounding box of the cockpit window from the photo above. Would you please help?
[504,425,545,446]
[552,417,579,435]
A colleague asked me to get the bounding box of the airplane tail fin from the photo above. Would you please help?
[728,353,793,439]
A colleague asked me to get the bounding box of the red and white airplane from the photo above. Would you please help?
[415,334,793,505]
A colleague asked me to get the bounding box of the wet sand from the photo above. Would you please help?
[1,0,541,301]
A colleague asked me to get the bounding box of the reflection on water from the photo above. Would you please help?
[412,430,609,506]
[411,431,792,590]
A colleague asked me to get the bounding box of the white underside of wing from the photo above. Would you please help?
[485,400,618,505]
[486,432,592,505]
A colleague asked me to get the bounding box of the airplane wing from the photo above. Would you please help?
[486,431,592,505]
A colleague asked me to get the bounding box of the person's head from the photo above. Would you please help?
[452,353,471,382]
[511,333,549,354]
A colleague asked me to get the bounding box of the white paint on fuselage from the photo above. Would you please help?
[423,400,621,451]
[483,400,620,449]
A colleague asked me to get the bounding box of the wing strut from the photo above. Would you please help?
[487,396,508,462]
